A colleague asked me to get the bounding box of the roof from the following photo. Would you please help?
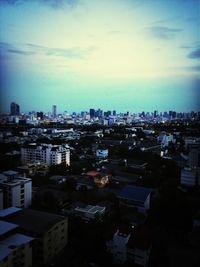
[118,185,154,202]
[0,207,22,218]
[0,233,34,261]
[86,171,101,177]
[0,221,18,236]
[6,209,67,235]
[2,170,18,176]
[2,233,34,246]
[75,205,105,214]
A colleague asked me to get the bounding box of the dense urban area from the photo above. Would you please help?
[0,103,200,267]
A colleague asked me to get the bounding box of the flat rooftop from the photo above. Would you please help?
[6,209,67,235]
[0,233,34,261]
[75,205,105,214]
[0,221,18,236]
[118,185,155,202]
[0,207,22,218]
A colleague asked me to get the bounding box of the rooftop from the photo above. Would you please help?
[75,205,105,214]
[118,185,155,202]
[6,209,67,235]
[0,221,18,236]
[0,207,22,218]
[86,171,101,177]
[2,170,18,176]
[0,233,34,261]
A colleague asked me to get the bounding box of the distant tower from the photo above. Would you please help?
[10,102,20,115]
[52,105,57,118]
[89,108,95,118]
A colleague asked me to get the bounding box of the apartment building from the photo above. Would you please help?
[107,229,131,264]
[21,143,70,166]
[0,219,33,267]
[3,208,68,265]
[0,171,32,209]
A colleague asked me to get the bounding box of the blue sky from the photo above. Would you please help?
[0,0,199,113]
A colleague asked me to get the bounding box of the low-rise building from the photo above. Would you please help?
[96,149,108,158]
[3,208,68,265]
[118,185,155,213]
[127,225,152,267]
[0,220,33,267]
[74,204,106,221]
[86,171,110,187]
[181,167,197,187]
[107,229,131,264]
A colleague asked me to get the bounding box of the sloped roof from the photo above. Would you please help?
[0,221,18,236]
[5,209,67,235]
[118,185,154,202]
[0,207,22,218]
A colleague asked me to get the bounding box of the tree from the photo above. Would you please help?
[62,177,77,193]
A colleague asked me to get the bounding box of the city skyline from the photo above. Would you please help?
[6,101,200,116]
[0,0,200,113]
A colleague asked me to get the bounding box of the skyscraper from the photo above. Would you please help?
[89,108,95,118]
[10,102,20,115]
[52,105,57,118]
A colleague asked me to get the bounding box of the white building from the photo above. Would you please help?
[181,167,197,187]
[21,143,70,166]
[74,205,106,221]
[96,149,109,158]
[0,171,32,209]
[107,229,131,264]
[158,132,175,148]
[127,226,152,267]
[107,226,152,266]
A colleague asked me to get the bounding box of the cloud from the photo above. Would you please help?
[182,65,200,72]
[7,49,35,55]
[180,45,191,49]
[188,48,200,59]
[0,0,79,9]
[147,26,182,40]
[0,42,95,59]
[27,43,95,59]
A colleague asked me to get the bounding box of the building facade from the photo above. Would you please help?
[181,167,197,187]
[3,208,68,265]
[107,229,131,264]
[0,220,33,267]
[10,102,20,116]
[21,143,70,166]
[52,105,57,118]
[0,171,32,209]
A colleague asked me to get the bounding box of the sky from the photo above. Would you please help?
[0,0,200,113]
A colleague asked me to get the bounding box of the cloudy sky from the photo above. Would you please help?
[0,0,199,113]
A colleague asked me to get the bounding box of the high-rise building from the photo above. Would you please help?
[89,108,95,118]
[37,112,44,120]
[52,105,57,118]
[153,110,158,118]
[10,102,20,115]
